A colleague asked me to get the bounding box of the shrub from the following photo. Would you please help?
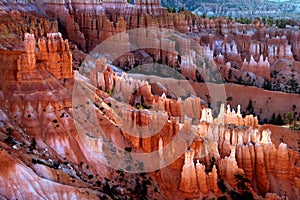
[6,127,14,135]
[88,174,94,180]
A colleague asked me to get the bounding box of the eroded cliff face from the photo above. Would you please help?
[0,31,299,199]
[1,32,73,82]
[0,32,166,199]
[87,60,299,199]
[167,113,299,199]
[0,7,58,49]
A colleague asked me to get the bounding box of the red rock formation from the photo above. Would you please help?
[178,144,220,195]
[134,0,167,16]
[17,33,36,80]
[274,143,293,179]
[37,33,73,79]
[179,150,199,193]
[241,55,271,80]
[255,143,270,194]
[95,63,298,198]
[66,14,87,51]
[16,33,73,81]
[174,14,189,34]
[87,70,299,196]
[181,55,197,81]
[224,105,259,128]
[0,10,58,44]
[218,146,244,187]
[208,165,219,195]
[195,160,209,196]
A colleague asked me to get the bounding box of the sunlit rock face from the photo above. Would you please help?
[37,33,73,79]
[9,32,73,81]
[92,66,300,199]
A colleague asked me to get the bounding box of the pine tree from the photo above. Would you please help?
[276,113,284,126]
[285,112,295,129]
[270,113,276,124]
